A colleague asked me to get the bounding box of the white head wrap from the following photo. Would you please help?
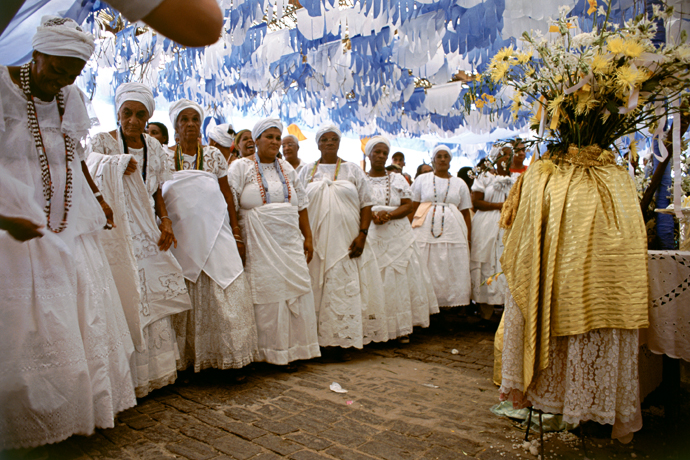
[252,118,284,141]
[365,136,390,158]
[431,145,452,161]
[169,99,204,125]
[32,16,95,62]
[115,82,155,117]
[282,134,299,144]
[208,123,235,148]
[315,124,342,144]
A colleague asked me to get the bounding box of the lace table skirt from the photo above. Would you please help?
[499,289,642,441]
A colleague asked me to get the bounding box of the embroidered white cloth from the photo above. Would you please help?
[161,170,243,289]
[32,15,95,62]
[0,165,45,225]
[642,250,690,362]
[367,173,438,336]
[115,82,155,117]
[411,173,472,307]
[302,168,388,348]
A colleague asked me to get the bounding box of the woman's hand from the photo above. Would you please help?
[0,216,43,241]
[373,211,390,225]
[157,218,177,251]
[348,233,367,258]
[124,157,138,175]
[100,200,116,229]
[236,240,246,266]
[303,236,314,264]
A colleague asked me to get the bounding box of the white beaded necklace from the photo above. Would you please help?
[21,63,75,233]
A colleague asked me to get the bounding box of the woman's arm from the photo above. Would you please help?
[153,186,176,251]
[218,176,245,264]
[461,208,472,248]
[298,209,313,263]
[472,191,503,211]
[141,0,223,47]
[0,215,43,241]
[349,206,372,258]
[81,161,115,229]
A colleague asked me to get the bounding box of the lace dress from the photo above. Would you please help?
[88,132,192,397]
[469,173,517,305]
[298,161,388,348]
[0,66,135,449]
[367,172,439,337]
[411,173,472,307]
[167,146,259,371]
[228,157,320,364]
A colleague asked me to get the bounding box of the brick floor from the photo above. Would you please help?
[2,310,689,459]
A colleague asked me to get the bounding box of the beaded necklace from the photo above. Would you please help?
[174,143,203,171]
[430,174,450,238]
[21,63,74,233]
[367,170,391,206]
[119,127,148,182]
[252,153,291,204]
[308,157,342,183]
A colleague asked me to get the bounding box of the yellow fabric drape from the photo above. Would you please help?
[500,145,649,391]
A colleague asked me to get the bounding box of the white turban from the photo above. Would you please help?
[315,124,342,144]
[32,16,95,62]
[431,145,452,161]
[169,99,204,125]
[252,118,283,141]
[115,82,155,117]
[282,134,299,144]
[208,123,234,148]
[364,136,390,157]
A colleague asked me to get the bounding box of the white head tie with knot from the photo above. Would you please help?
[315,124,342,144]
[431,145,452,161]
[364,136,390,158]
[169,99,204,125]
[115,82,155,117]
[32,15,95,62]
[208,123,235,148]
[282,134,299,144]
[252,118,283,141]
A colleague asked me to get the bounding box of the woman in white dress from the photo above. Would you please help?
[411,146,473,307]
[163,99,258,372]
[470,150,516,319]
[298,125,388,351]
[228,118,320,366]
[365,137,439,340]
[87,82,192,397]
[0,17,135,449]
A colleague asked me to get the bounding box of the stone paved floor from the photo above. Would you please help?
[3,310,689,460]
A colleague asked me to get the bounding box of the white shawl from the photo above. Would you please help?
[368,205,416,273]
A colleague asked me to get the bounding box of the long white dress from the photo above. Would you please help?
[298,161,388,348]
[411,173,472,307]
[87,132,192,397]
[0,67,135,449]
[165,146,258,371]
[470,173,517,305]
[228,157,321,364]
[366,172,439,337]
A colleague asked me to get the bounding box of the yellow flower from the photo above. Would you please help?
[490,61,511,82]
[591,53,612,74]
[517,52,531,64]
[623,40,645,58]
[629,140,638,162]
[615,65,647,89]
[607,37,626,54]
[494,46,514,61]
[475,99,485,109]
[486,275,494,286]
[485,94,496,103]
[525,66,535,77]
[587,0,597,15]
[575,90,599,115]
[548,94,565,115]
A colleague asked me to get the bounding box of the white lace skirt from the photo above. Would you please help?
[74,234,137,428]
[379,245,439,337]
[175,272,258,372]
[134,316,179,398]
[0,235,94,450]
[311,254,388,348]
[470,228,505,305]
[499,290,642,441]
[254,291,321,365]
[416,241,471,307]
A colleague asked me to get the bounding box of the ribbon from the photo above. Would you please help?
[672,98,682,219]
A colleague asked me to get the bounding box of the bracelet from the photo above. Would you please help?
[94,191,102,198]
[160,216,171,221]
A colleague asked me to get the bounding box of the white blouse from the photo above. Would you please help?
[366,172,412,207]
[411,173,472,211]
[167,145,228,179]
[228,157,308,211]
[298,160,374,208]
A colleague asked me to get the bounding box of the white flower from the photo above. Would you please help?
[559,5,572,15]
[572,32,595,48]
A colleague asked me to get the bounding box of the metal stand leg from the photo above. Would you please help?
[579,423,588,458]
[525,406,534,441]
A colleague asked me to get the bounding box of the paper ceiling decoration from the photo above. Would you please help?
[1,0,688,148]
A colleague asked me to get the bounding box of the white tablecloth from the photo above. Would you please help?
[643,250,690,362]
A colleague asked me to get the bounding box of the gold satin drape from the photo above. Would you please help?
[500,145,649,391]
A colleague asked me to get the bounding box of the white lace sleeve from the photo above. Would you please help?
[227,158,246,196]
[393,173,412,200]
[411,176,423,202]
[471,173,489,193]
[456,179,472,211]
[207,146,229,179]
[350,164,374,208]
[286,163,308,210]
[149,136,172,185]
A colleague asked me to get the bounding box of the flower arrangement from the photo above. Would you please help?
[482,1,690,155]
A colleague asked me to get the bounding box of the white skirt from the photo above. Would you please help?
[499,290,642,441]
[74,234,137,428]
[133,316,179,398]
[175,271,258,371]
[254,291,321,365]
[416,241,471,307]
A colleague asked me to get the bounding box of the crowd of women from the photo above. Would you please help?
[0,17,527,451]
